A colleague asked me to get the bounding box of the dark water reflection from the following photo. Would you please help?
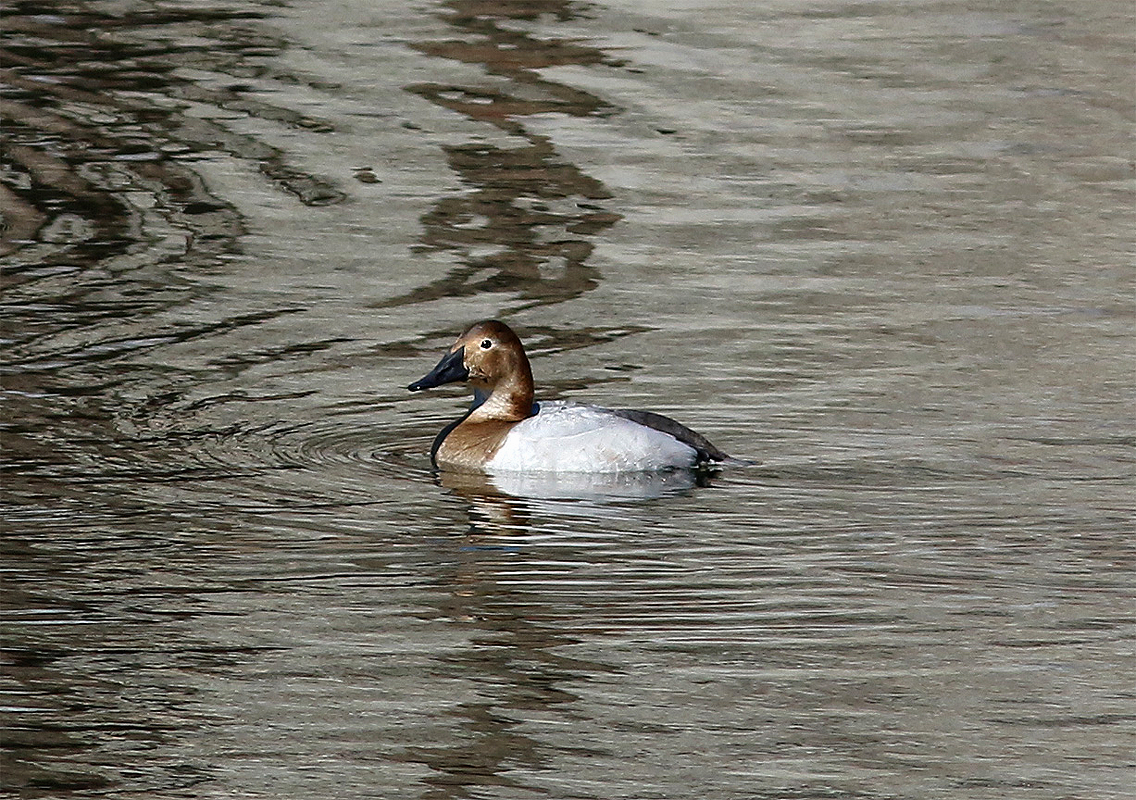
[3,0,1134,798]
[396,0,622,310]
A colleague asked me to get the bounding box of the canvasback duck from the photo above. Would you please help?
[407,320,727,473]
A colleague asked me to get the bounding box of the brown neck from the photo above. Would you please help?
[471,374,533,422]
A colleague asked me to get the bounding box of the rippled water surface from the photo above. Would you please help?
[2,0,1133,797]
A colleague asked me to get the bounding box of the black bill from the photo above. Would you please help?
[408,347,469,391]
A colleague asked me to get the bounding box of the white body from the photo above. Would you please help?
[486,401,698,473]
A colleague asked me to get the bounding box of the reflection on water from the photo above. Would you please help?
[445,466,704,503]
[439,467,708,536]
[2,0,338,494]
[393,0,623,310]
[3,0,1134,798]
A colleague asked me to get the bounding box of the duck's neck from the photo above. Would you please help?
[468,378,533,422]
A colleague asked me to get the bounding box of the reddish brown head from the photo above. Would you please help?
[408,320,534,421]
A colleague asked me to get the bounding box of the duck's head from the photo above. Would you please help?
[408,320,534,419]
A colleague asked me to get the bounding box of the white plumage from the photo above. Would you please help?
[487,401,698,473]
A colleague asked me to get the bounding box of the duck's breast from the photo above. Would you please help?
[487,401,698,473]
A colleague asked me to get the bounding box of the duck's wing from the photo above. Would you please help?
[608,408,728,463]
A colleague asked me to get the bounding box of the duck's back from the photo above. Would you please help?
[487,401,699,473]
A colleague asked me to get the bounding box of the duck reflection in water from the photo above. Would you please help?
[438,469,708,536]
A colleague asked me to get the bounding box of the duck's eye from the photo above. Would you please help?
[479,338,493,350]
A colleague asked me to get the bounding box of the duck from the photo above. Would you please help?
[407,320,727,473]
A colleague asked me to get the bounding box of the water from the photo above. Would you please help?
[2,0,1133,797]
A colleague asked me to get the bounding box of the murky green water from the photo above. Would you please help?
[3,1,1133,798]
